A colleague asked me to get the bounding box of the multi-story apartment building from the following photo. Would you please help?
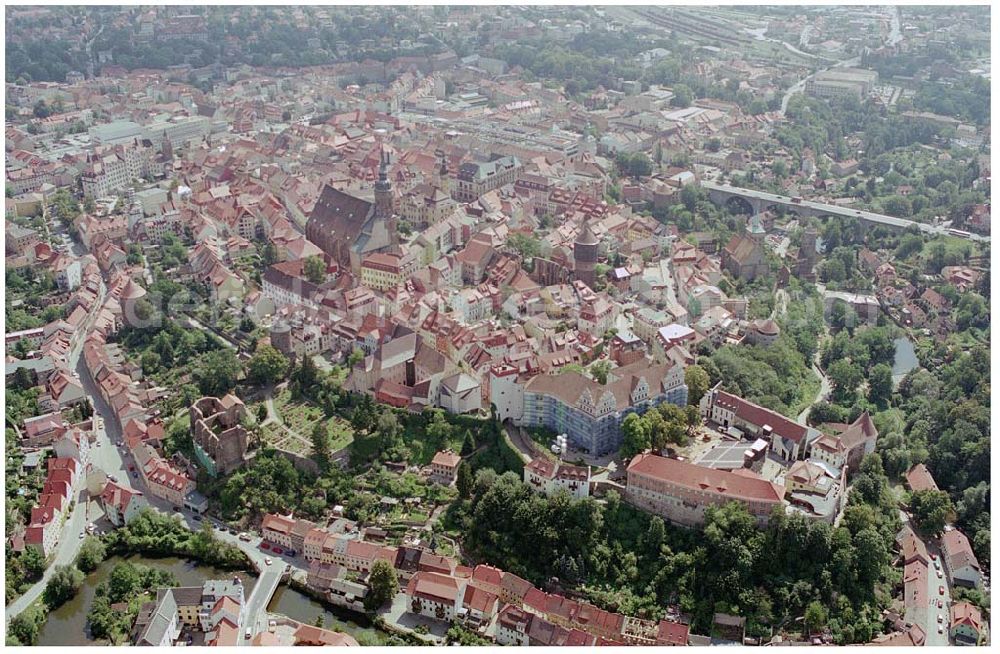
[491,357,688,456]
[80,143,147,198]
[360,251,405,291]
[805,68,878,100]
[625,452,786,527]
[261,513,297,550]
[454,156,521,202]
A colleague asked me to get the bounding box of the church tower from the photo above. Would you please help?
[574,216,599,288]
[436,150,450,197]
[374,146,394,220]
[747,213,766,242]
[373,146,399,252]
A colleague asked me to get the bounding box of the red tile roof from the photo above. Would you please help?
[905,463,939,492]
[714,390,810,443]
[657,620,690,645]
[628,453,785,503]
[406,571,463,605]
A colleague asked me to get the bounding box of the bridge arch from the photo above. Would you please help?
[764,203,801,218]
[724,195,755,216]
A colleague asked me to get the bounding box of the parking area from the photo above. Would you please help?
[695,440,752,469]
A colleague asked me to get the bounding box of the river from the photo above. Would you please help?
[267,585,387,644]
[37,555,256,646]
[36,555,380,646]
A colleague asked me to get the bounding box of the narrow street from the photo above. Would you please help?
[898,511,952,646]
[4,499,88,622]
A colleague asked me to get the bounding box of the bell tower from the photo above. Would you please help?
[374,146,393,220]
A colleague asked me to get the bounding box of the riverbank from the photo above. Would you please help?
[278,576,421,645]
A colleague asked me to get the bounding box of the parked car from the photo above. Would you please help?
[172,506,182,512]
[261,542,270,550]
[272,547,283,555]
[108,475,118,482]
[193,514,202,521]
[286,550,296,558]
[239,533,252,542]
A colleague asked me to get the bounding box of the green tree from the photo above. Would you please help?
[508,232,542,259]
[193,348,243,397]
[21,545,45,579]
[311,421,331,469]
[7,604,45,645]
[365,559,399,610]
[684,364,710,405]
[75,536,107,573]
[247,345,288,387]
[294,353,319,391]
[671,84,693,108]
[456,461,474,499]
[261,242,279,266]
[44,564,85,608]
[804,600,828,634]
[590,360,612,385]
[620,412,650,459]
[828,359,862,403]
[303,255,326,284]
[909,489,954,536]
[461,430,476,456]
[865,364,892,407]
[347,348,364,368]
[645,515,666,552]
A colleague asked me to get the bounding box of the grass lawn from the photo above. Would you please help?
[787,368,822,419]
[408,432,466,467]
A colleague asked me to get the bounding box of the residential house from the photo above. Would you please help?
[523,457,591,499]
[941,529,983,589]
[949,601,983,646]
[405,572,467,622]
[98,481,148,526]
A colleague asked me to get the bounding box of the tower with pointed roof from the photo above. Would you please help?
[436,151,450,198]
[574,216,599,288]
[747,213,765,242]
[374,146,394,220]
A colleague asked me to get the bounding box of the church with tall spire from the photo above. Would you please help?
[306,143,401,272]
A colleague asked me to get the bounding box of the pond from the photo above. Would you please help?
[37,555,257,646]
[891,336,919,384]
